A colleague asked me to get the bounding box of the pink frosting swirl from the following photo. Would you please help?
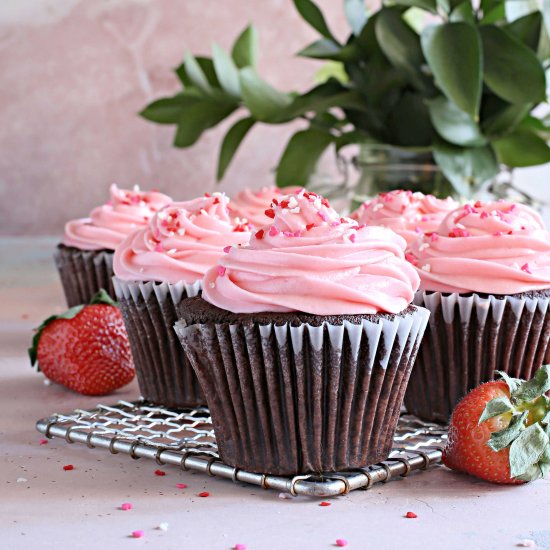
[113,193,251,284]
[351,190,459,245]
[228,185,302,227]
[202,190,420,315]
[408,200,550,294]
[62,184,173,251]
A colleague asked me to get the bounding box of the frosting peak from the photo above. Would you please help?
[113,193,251,284]
[202,190,420,315]
[63,184,172,251]
[409,200,550,294]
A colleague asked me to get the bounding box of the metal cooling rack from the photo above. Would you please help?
[36,401,446,498]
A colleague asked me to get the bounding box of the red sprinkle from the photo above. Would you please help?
[198,492,210,497]
[405,511,418,518]
[319,501,331,507]
[213,197,220,205]
[176,483,188,489]
[306,223,315,231]
[521,263,532,274]
[265,208,275,219]
[154,469,166,476]
[255,229,265,240]
[336,539,348,547]
[223,246,232,253]
[448,228,471,238]
[474,200,483,208]
[272,198,279,206]
[63,464,74,471]
[132,530,145,538]
[204,192,211,197]
[39,439,48,445]
[280,200,289,209]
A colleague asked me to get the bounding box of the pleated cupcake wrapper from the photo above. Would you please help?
[405,291,550,423]
[175,306,430,475]
[54,245,116,307]
[113,278,205,409]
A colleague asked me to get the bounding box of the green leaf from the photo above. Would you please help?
[450,1,475,23]
[314,61,349,85]
[505,11,543,51]
[479,395,514,425]
[496,370,524,394]
[217,117,255,181]
[212,44,241,98]
[480,25,546,104]
[298,39,359,62]
[512,365,550,402]
[276,128,333,187]
[494,129,550,167]
[509,423,549,478]
[173,100,236,148]
[428,96,486,146]
[482,2,505,24]
[183,52,214,95]
[421,22,482,119]
[239,67,292,122]
[482,102,533,137]
[345,0,368,35]
[376,8,431,92]
[335,129,370,152]
[231,25,258,69]
[175,57,220,89]
[433,142,499,197]
[488,411,529,451]
[140,95,198,125]
[293,0,336,41]
[385,0,437,12]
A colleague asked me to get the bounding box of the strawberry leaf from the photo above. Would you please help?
[509,423,549,479]
[478,395,514,425]
[89,289,118,307]
[511,365,550,403]
[487,411,528,452]
[495,370,522,394]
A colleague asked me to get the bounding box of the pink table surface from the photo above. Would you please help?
[2,238,550,550]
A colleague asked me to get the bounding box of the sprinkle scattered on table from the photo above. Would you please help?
[319,501,331,507]
[336,539,348,547]
[131,530,144,539]
[234,544,247,550]
[518,540,536,548]
[120,503,132,511]
[154,469,166,476]
[39,439,48,445]
[63,464,74,471]
[176,483,187,489]
[157,523,169,532]
[16,477,28,483]
[405,511,417,518]
[198,491,210,497]
[278,492,293,500]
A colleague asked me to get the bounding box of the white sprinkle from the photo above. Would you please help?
[209,282,215,289]
[212,191,223,198]
[177,228,186,236]
[200,209,208,216]
[419,243,430,251]
[139,268,145,273]
[139,201,146,207]
[456,223,465,229]
[313,198,322,210]
[421,264,431,272]
[157,523,169,532]
[288,196,298,209]
[133,184,140,192]
[167,249,177,255]
[518,540,536,548]
[373,203,384,212]
[168,231,175,236]
[278,492,294,499]
[16,478,28,483]
[157,211,168,220]
[289,207,300,214]
[43,379,51,386]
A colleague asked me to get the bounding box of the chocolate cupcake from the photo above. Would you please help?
[405,201,550,423]
[113,193,251,409]
[56,184,172,306]
[175,191,430,475]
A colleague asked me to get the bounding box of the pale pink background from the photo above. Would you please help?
[0,0,358,236]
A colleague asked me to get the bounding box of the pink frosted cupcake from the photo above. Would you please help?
[405,200,550,422]
[228,185,302,227]
[175,190,430,474]
[113,193,251,408]
[351,190,458,246]
[55,184,172,306]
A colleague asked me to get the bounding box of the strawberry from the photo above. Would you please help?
[29,290,134,396]
[443,366,550,484]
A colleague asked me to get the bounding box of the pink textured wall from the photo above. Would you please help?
[0,0,352,236]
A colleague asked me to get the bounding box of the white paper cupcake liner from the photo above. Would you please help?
[113,277,204,408]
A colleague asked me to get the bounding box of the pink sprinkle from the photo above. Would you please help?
[493,231,503,237]
[420,216,428,222]
[405,253,418,266]
[448,228,471,238]
[235,545,247,550]
[39,439,48,445]
[293,230,302,237]
[415,226,422,233]
[349,233,356,243]
[464,204,476,214]
[430,233,438,242]
[336,539,348,547]
[121,503,133,511]
[131,530,144,539]
[480,211,489,219]
[317,211,328,222]
[521,263,532,274]
[283,231,294,237]
[223,246,231,253]
[176,483,188,489]
[154,242,164,252]
[269,225,279,237]
[217,266,226,277]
